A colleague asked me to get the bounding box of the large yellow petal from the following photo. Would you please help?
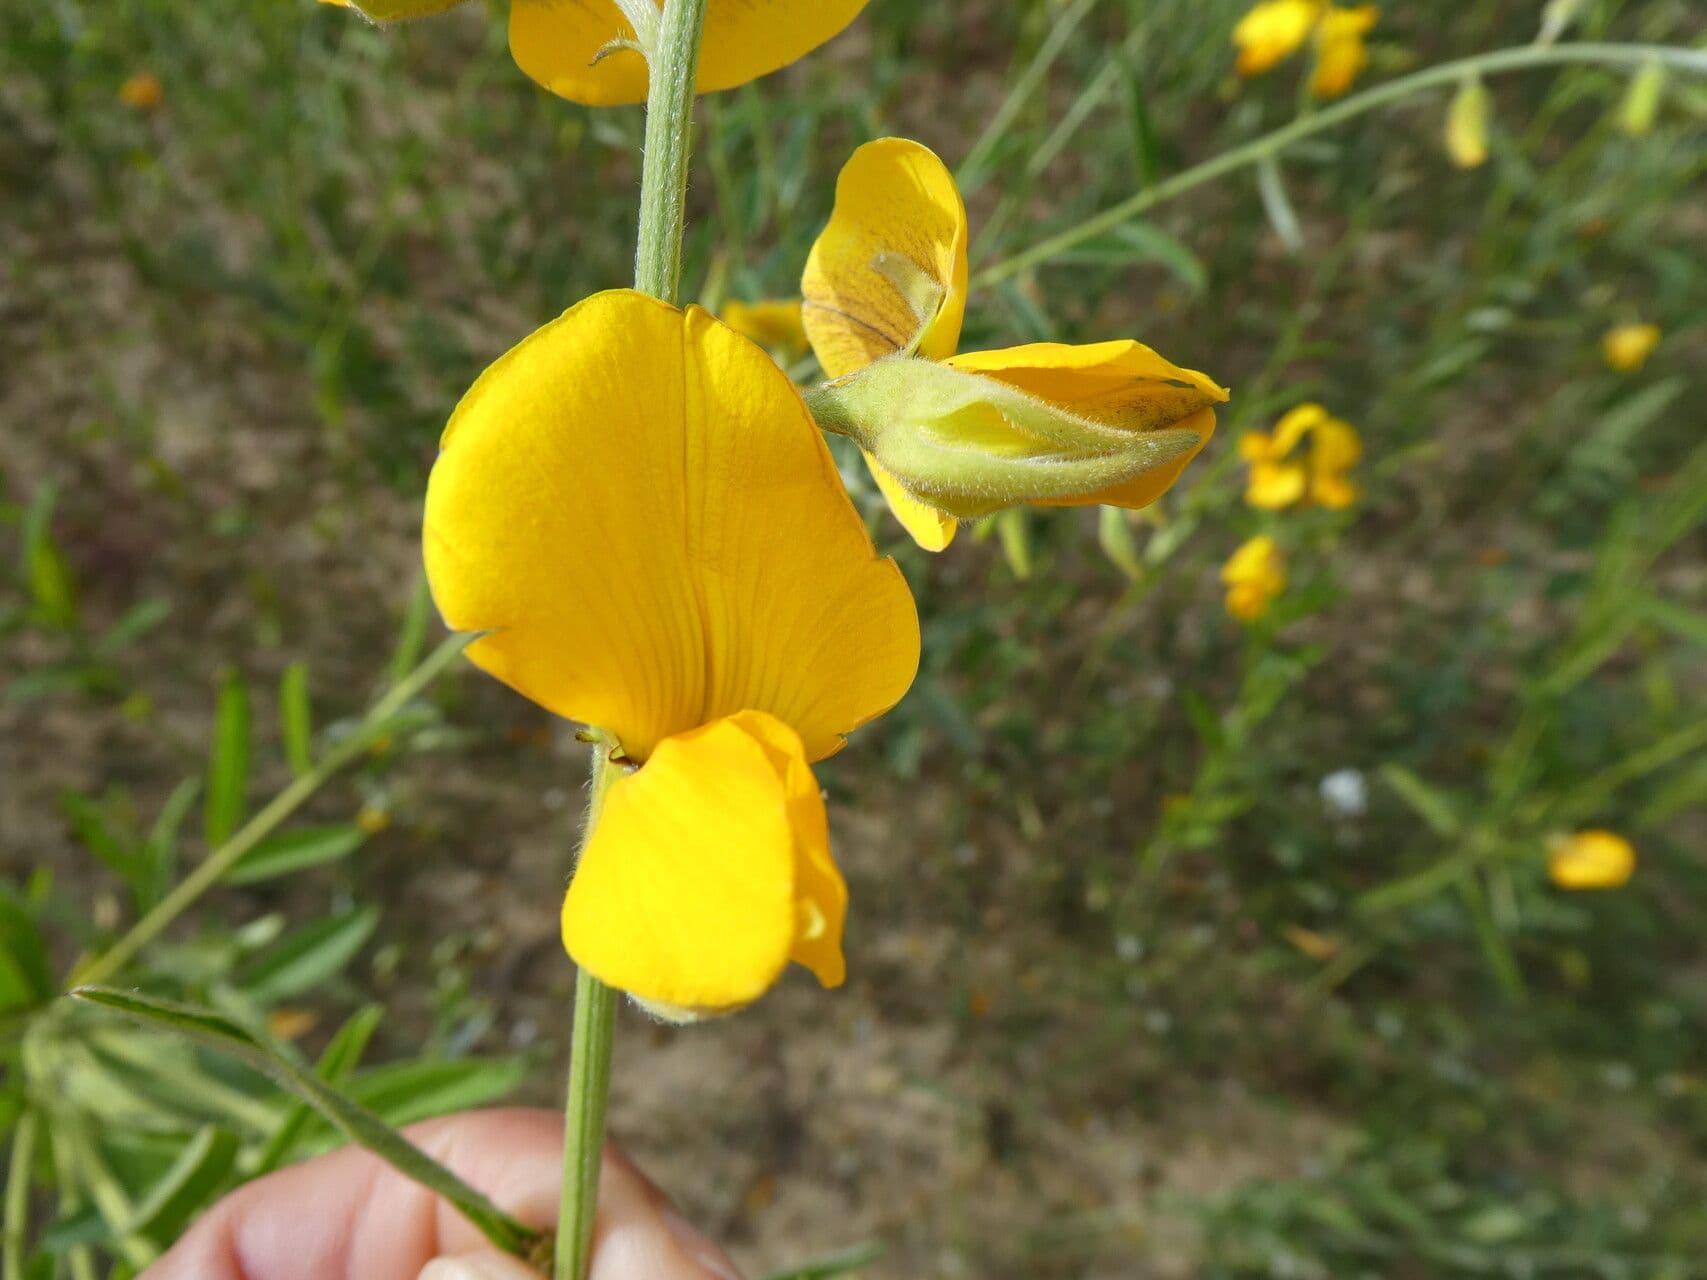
[561,711,846,1011]
[943,340,1229,510]
[509,0,870,108]
[423,289,919,763]
[802,138,969,380]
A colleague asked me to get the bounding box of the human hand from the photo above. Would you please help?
[143,1108,742,1280]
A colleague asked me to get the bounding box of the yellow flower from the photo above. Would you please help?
[720,298,808,357]
[1239,403,1361,511]
[1233,0,1322,77]
[1547,830,1636,891]
[326,0,869,107]
[1221,535,1287,622]
[119,72,164,111]
[1309,5,1378,99]
[1232,2,1378,99]
[424,290,919,1014]
[1601,322,1661,374]
[802,138,1227,552]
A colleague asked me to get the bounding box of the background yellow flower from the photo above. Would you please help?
[1548,830,1636,890]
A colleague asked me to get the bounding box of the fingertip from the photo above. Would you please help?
[417,1250,545,1280]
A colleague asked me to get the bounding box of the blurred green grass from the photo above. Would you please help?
[4,0,1706,1275]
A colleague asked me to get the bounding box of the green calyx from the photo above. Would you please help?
[805,357,1204,519]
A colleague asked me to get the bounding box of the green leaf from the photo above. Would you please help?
[123,1126,238,1243]
[225,824,367,886]
[93,597,171,659]
[204,670,252,850]
[1379,764,1461,837]
[996,509,1032,580]
[60,790,138,882]
[20,484,77,631]
[390,577,435,684]
[278,662,314,777]
[140,778,200,910]
[254,1004,384,1174]
[236,907,378,1002]
[760,1242,885,1280]
[69,986,541,1259]
[1097,506,1144,582]
[347,1058,532,1130]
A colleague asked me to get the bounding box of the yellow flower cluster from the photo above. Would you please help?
[1232,0,1379,98]
[1602,322,1661,374]
[1221,535,1287,622]
[1239,403,1361,511]
[407,6,1229,1016]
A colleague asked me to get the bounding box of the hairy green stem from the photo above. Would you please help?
[975,42,1707,288]
[633,0,710,301]
[71,631,473,989]
[555,747,624,1280]
[558,3,709,1277]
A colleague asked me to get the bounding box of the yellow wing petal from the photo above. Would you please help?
[509,0,870,108]
[562,712,846,1011]
[943,340,1229,510]
[802,138,969,379]
[721,298,808,355]
[866,453,957,551]
[423,289,919,763]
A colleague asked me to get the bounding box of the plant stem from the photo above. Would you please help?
[558,6,709,1272]
[71,630,473,989]
[974,42,1707,288]
[555,747,624,1280]
[3,1110,37,1280]
[633,0,710,302]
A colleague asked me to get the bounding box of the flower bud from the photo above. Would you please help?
[805,355,1218,520]
[1445,77,1491,169]
[1618,61,1665,138]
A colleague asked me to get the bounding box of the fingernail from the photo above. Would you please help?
[659,1204,744,1280]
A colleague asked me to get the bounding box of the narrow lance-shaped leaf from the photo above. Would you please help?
[204,669,251,849]
[278,661,314,777]
[70,986,544,1261]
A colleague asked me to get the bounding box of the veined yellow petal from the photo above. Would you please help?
[510,0,870,107]
[943,340,1228,510]
[802,138,969,379]
[1232,0,1322,77]
[867,454,957,551]
[562,712,846,1011]
[424,289,919,763]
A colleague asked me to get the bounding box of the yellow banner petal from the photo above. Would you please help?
[423,289,919,763]
[562,712,846,1011]
[803,138,969,380]
[509,0,869,108]
[943,340,1228,510]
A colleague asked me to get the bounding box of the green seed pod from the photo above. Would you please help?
[1619,62,1666,138]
